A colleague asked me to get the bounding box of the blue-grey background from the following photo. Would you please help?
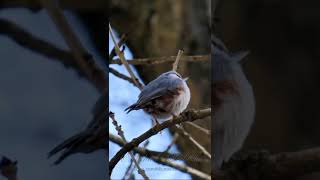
[0,9,105,180]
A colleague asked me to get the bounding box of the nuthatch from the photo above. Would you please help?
[125,71,190,124]
[212,36,255,169]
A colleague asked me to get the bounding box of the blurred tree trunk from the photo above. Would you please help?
[110,0,211,176]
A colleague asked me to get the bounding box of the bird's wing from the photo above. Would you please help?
[137,76,182,107]
[48,93,107,165]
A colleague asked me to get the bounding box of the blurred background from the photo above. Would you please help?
[0,2,107,180]
[214,0,320,179]
[109,0,211,179]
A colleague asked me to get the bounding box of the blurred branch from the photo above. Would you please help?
[39,0,106,92]
[109,108,211,174]
[0,156,17,180]
[109,112,149,180]
[110,133,211,180]
[175,125,211,159]
[215,148,320,180]
[0,0,107,11]
[185,122,211,135]
[110,55,209,65]
[0,17,106,92]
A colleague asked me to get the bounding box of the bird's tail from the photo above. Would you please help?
[48,131,89,165]
[124,103,139,113]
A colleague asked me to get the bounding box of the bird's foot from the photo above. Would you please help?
[153,121,162,135]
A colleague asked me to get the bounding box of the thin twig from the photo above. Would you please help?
[152,156,211,180]
[125,141,150,179]
[109,24,144,90]
[172,50,184,71]
[109,112,149,180]
[160,133,179,157]
[122,155,134,180]
[109,108,211,174]
[184,122,211,135]
[109,33,127,61]
[109,67,136,87]
[110,55,209,65]
[110,133,211,180]
[175,125,211,159]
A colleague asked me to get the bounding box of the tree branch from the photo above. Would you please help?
[184,122,211,135]
[0,0,107,11]
[109,24,144,90]
[215,148,320,180]
[39,0,106,92]
[109,133,211,180]
[0,156,17,180]
[109,108,211,175]
[109,67,136,87]
[110,55,209,65]
[175,125,211,159]
[109,112,149,180]
[0,18,106,92]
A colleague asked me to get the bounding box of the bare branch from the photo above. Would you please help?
[184,122,211,135]
[110,133,211,180]
[215,148,320,180]
[0,156,17,180]
[110,55,209,65]
[109,33,127,61]
[109,24,144,90]
[109,67,136,87]
[109,112,149,180]
[0,0,107,11]
[39,0,106,92]
[161,133,179,156]
[109,108,211,174]
[124,140,149,180]
[172,50,184,71]
[175,125,211,159]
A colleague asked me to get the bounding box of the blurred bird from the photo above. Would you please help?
[212,36,255,169]
[48,91,107,165]
[125,71,190,124]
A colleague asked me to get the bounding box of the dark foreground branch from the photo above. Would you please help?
[0,156,17,180]
[215,148,320,180]
[0,18,106,92]
[109,108,211,175]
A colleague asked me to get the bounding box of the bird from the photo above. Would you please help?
[125,70,191,124]
[212,36,255,169]
[48,91,107,165]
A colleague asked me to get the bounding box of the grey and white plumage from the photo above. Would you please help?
[212,38,255,169]
[125,71,190,121]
